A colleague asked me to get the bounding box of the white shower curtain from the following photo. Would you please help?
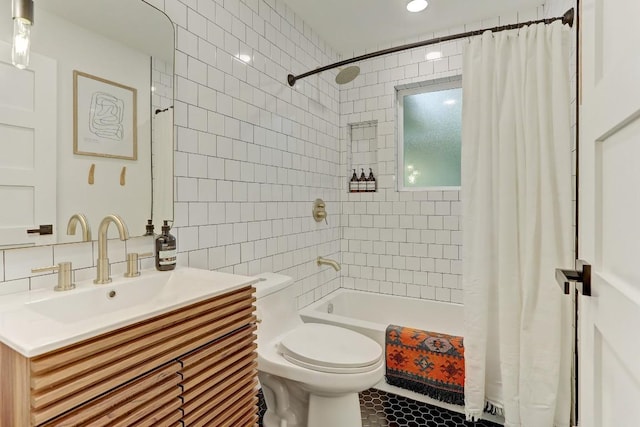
[461,22,573,426]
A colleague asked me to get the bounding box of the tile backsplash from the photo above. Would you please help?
[338,6,547,304]
[0,237,155,296]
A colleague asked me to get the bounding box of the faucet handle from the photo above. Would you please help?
[32,262,75,291]
[125,252,153,277]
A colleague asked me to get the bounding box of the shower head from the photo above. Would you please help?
[335,65,360,85]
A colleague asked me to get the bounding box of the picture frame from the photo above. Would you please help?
[73,70,137,160]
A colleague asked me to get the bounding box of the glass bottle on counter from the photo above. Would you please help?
[155,220,176,271]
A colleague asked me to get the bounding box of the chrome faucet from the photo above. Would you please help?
[317,256,341,271]
[94,215,129,284]
[67,213,91,242]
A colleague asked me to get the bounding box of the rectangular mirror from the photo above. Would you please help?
[0,0,174,248]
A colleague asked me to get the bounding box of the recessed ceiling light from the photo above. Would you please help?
[425,51,442,61]
[407,0,428,13]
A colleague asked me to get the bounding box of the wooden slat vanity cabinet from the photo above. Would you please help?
[0,286,259,426]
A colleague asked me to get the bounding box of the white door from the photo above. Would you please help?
[578,0,640,426]
[0,42,56,248]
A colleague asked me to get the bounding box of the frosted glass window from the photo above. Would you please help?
[397,80,462,189]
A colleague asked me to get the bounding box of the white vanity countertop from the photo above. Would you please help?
[0,267,259,357]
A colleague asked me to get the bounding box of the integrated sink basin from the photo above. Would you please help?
[26,275,160,324]
[25,268,240,323]
[0,267,258,357]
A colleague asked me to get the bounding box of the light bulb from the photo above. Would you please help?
[12,17,31,69]
[407,0,428,13]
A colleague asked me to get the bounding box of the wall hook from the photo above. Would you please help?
[88,164,95,185]
[120,166,126,186]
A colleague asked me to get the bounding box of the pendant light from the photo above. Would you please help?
[12,0,34,69]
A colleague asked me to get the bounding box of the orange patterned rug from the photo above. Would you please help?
[385,325,465,406]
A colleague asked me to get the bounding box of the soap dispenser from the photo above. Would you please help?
[155,220,176,271]
[367,168,376,192]
[349,169,359,193]
[144,219,155,236]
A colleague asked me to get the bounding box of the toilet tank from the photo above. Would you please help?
[253,273,302,343]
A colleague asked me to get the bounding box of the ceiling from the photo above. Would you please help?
[281,0,544,56]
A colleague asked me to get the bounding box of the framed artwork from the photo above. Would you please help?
[73,70,137,160]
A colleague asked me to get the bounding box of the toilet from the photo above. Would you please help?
[254,273,384,427]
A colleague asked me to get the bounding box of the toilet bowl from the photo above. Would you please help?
[254,273,384,427]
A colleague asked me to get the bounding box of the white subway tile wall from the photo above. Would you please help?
[338,6,550,304]
[349,121,378,180]
[160,0,344,308]
[0,0,576,311]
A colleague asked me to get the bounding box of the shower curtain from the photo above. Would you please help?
[461,22,572,426]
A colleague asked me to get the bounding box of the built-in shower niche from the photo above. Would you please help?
[348,121,378,192]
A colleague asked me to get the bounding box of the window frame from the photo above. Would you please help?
[396,76,463,192]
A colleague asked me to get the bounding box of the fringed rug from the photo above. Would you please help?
[385,325,465,406]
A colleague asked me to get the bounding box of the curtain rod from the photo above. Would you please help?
[155,106,173,115]
[287,8,574,87]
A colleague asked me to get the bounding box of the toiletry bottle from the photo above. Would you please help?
[349,169,358,192]
[144,219,155,236]
[367,168,376,192]
[155,220,176,271]
[358,168,367,192]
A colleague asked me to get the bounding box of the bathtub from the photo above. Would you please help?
[299,289,504,423]
[299,288,464,345]
[298,289,476,415]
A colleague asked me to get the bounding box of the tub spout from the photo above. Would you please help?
[317,256,341,271]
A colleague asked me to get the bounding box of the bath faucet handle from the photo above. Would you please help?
[124,252,153,277]
[312,199,328,224]
[32,262,75,291]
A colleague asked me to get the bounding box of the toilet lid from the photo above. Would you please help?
[278,323,382,373]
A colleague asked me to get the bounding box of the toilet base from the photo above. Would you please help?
[260,373,308,427]
[308,393,362,427]
[259,371,364,427]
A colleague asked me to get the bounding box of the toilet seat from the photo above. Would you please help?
[278,323,382,374]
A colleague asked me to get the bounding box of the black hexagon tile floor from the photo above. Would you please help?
[258,388,503,427]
